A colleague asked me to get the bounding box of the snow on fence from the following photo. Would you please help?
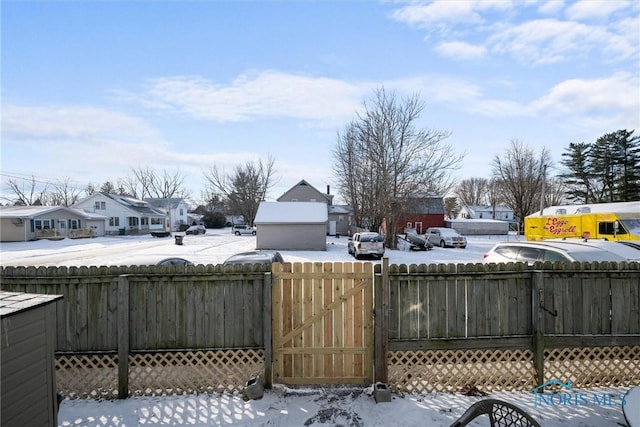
[1,261,639,399]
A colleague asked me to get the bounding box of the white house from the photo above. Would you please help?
[145,198,189,231]
[254,201,328,250]
[458,205,515,222]
[73,192,168,236]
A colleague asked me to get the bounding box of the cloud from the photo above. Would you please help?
[435,41,487,60]
[1,104,161,142]
[488,19,610,64]
[118,71,367,124]
[390,0,513,28]
[566,0,631,21]
[532,72,639,118]
[390,1,638,64]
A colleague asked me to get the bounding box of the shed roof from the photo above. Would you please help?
[255,202,328,224]
[0,291,63,318]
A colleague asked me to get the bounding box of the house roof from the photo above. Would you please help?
[464,205,514,213]
[277,179,332,203]
[145,198,187,210]
[75,193,167,217]
[255,202,328,224]
[0,205,106,219]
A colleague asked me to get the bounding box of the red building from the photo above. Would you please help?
[395,194,445,234]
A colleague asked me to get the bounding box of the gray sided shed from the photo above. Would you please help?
[255,202,328,250]
[1,291,63,427]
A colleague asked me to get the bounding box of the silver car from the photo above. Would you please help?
[232,224,256,236]
[425,227,467,248]
[482,241,629,265]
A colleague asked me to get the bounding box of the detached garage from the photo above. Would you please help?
[254,202,328,250]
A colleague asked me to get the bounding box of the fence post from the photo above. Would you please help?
[263,271,272,389]
[532,270,545,386]
[117,275,130,399]
[374,258,389,383]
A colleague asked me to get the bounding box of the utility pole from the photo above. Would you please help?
[539,164,547,215]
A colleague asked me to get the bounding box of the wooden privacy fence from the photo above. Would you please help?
[1,261,639,399]
[382,261,640,393]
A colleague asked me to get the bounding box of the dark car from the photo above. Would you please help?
[185,224,206,235]
[157,257,194,266]
[223,251,284,266]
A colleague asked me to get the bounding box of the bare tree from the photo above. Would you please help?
[455,178,490,207]
[50,177,82,207]
[3,176,48,206]
[203,156,278,225]
[491,140,552,226]
[123,167,190,199]
[333,87,463,248]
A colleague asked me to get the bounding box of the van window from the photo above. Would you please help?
[599,221,627,235]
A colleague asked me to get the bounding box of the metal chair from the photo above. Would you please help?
[450,398,541,427]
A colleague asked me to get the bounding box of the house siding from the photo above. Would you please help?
[1,293,61,427]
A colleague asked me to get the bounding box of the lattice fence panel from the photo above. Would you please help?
[56,353,119,399]
[128,349,264,396]
[388,349,536,394]
[545,346,640,388]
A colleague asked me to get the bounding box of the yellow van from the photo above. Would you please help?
[524,201,640,242]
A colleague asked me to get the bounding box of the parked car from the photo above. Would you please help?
[545,238,640,261]
[425,227,467,248]
[223,250,283,266]
[232,224,256,236]
[185,224,206,235]
[157,257,194,266]
[348,232,385,259]
[482,241,629,265]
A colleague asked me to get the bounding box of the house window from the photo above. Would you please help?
[94,201,106,210]
[151,218,163,225]
[141,217,149,226]
[68,219,80,229]
[34,219,54,230]
[179,208,184,216]
[128,217,139,227]
[109,217,120,227]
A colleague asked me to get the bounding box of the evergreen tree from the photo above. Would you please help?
[559,142,593,203]
[609,129,640,201]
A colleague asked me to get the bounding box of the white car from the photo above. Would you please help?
[425,227,467,248]
[232,224,256,236]
[348,232,385,259]
[482,241,629,265]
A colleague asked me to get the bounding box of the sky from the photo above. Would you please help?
[1,0,639,206]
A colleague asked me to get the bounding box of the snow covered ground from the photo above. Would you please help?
[0,229,635,426]
[0,227,514,267]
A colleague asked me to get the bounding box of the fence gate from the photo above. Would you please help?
[271,262,374,385]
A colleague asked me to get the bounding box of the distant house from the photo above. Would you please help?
[394,193,446,234]
[458,205,516,223]
[0,205,107,242]
[145,198,189,231]
[254,201,328,250]
[277,179,354,236]
[73,192,167,236]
